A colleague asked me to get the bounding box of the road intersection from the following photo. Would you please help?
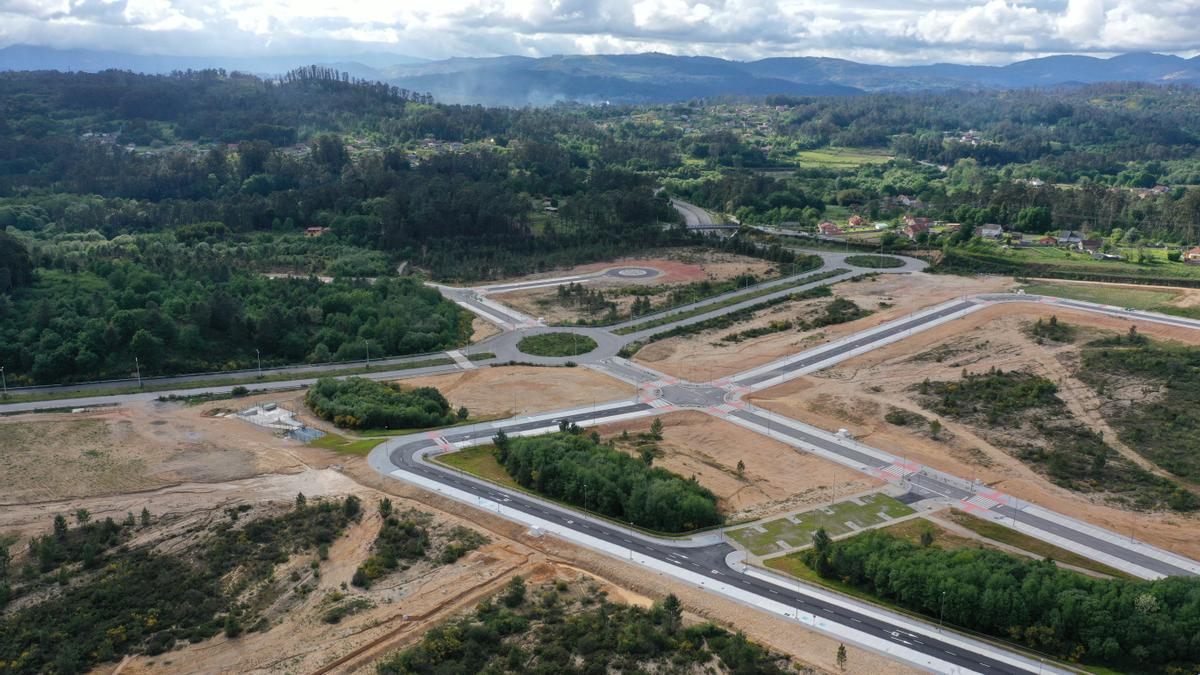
[5,239,1200,673]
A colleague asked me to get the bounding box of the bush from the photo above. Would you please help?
[306,377,454,430]
[516,332,598,357]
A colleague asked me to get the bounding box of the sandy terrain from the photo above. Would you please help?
[398,366,635,418]
[469,316,500,342]
[491,248,780,325]
[635,271,1012,381]
[596,411,879,523]
[749,302,1200,560]
[0,398,312,505]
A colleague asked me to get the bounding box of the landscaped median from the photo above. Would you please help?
[613,268,850,335]
[516,332,598,357]
[844,254,906,269]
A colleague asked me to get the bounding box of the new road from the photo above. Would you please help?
[6,242,1199,673]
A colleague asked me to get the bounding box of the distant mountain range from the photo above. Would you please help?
[4,45,1200,106]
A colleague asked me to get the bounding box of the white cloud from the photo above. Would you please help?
[0,0,1197,63]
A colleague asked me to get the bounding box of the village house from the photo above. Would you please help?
[902,220,931,240]
[1185,247,1200,263]
[1057,230,1084,246]
[304,227,330,237]
[979,224,1005,240]
[818,221,844,236]
[848,215,865,228]
[1076,238,1104,253]
[1036,235,1058,246]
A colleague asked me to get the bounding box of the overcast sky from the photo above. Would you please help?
[1,0,1197,65]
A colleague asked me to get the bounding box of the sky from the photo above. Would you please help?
[0,0,1198,65]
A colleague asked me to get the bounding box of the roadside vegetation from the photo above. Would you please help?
[491,427,722,533]
[794,528,1200,673]
[305,376,457,430]
[516,332,598,357]
[352,503,488,588]
[1080,332,1200,487]
[844,254,905,269]
[374,579,790,674]
[0,496,362,674]
[914,367,1195,511]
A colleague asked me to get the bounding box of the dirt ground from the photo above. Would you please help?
[470,316,500,342]
[490,248,780,325]
[596,411,879,523]
[398,365,635,418]
[749,302,1200,560]
[634,272,1013,381]
[0,397,312,505]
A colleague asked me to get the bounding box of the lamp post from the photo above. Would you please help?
[364,339,371,369]
[1,365,6,397]
[255,348,262,376]
[134,356,143,388]
[939,590,947,630]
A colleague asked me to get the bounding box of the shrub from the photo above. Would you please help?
[306,377,454,430]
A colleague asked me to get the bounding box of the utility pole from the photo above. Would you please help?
[255,348,262,376]
[135,357,143,388]
[0,365,6,397]
[365,339,371,369]
[939,590,946,630]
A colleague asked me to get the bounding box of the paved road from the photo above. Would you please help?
[371,401,1054,675]
[8,246,1199,671]
[670,198,737,230]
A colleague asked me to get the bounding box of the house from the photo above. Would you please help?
[1057,230,1084,246]
[895,195,923,208]
[304,227,329,237]
[818,221,844,236]
[1036,236,1058,246]
[1185,247,1200,263]
[848,215,865,228]
[1076,239,1104,253]
[903,221,931,240]
[942,222,962,233]
[903,215,933,228]
[979,225,1005,240]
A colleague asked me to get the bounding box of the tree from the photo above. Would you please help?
[140,507,151,527]
[662,594,683,633]
[53,515,68,539]
[811,528,833,575]
[920,528,935,548]
[379,498,394,518]
[456,406,469,420]
[0,231,33,293]
[224,614,243,638]
[650,417,664,439]
[836,643,847,670]
[295,492,307,509]
[74,508,90,525]
[736,459,745,478]
[502,575,526,607]
[130,329,165,370]
[929,419,942,439]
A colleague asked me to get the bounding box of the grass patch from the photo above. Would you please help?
[1022,281,1180,309]
[309,432,385,456]
[942,510,1132,578]
[436,445,522,490]
[794,147,892,168]
[845,254,905,269]
[516,332,598,357]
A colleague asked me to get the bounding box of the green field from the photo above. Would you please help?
[942,510,1131,578]
[436,444,522,489]
[981,243,1200,281]
[794,147,892,168]
[727,493,913,556]
[1021,281,1181,309]
[845,254,906,269]
[309,432,385,456]
[516,332,598,357]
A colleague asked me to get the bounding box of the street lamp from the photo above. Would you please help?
[1,365,6,397]
[364,339,371,369]
[134,356,143,388]
[255,348,262,376]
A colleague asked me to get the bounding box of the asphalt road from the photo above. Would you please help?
[374,404,1039,674]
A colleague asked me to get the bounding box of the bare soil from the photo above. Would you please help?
[398,366,635,418]
[749,303,1200,560]
[634,272,1012,381]
[491,248,780,325]
[596,411,879,523]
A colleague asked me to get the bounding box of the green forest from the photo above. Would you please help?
[804,528,1200,672]
[494,429,721,533]
[375,578,789,674]
[305,377,456,430]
